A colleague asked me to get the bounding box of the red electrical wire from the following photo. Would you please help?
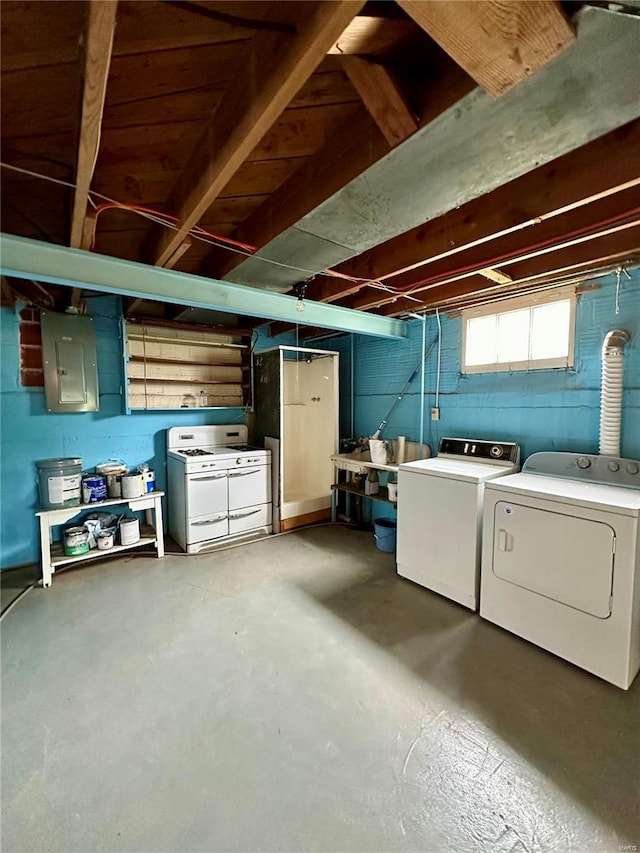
[393,206,640,295]
[90,203,259,253]
[89,201,372,291]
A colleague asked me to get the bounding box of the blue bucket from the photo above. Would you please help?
[374,518,397,552]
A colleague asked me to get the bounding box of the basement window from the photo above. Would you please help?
[124,321,251,411]
[461,287,576,374]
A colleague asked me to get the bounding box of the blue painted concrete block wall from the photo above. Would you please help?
[325,270,639,521]
[1,272,638,566]
[0,296,254,568]
[329,271,639,458]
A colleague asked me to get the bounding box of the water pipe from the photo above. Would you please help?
[351,334,355,438]
[420,314,427,458]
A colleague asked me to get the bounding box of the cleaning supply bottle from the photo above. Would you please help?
[387,473,398,502]
[365,469,379,496]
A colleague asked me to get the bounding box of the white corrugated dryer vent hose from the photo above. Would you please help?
[599,328,630,457]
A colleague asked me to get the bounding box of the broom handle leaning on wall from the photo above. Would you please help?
[371,333,439,440]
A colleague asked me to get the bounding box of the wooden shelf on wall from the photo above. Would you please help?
[124,321,249,410]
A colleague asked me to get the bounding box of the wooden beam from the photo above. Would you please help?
[70,212,99,307]
[328,15,415,55]
[205,108,390,279]
[396,0,575,97]
[383,248,640,316]
[204,61,474,280]
[342,192,640,310]
[479,269,513,284]
[147,1,365,268]
[70,1,118,250]
[339,56,418,147]
[305,121,640,303]
[0,6,413,73]
[375,231,640,316]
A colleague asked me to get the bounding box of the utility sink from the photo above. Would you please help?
[330,451,398,474]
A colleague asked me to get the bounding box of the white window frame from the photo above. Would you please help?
[461,286,576,374]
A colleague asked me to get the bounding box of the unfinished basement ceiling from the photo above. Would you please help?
[1,0,639,335]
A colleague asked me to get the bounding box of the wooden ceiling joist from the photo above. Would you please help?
[147,1,366,268]
[328,15,416,56]
[208,57,475,284]
[68,0,118,308]
[0,6,414,73]
[479,269,513,284]
[206,107,390,280]
[341,187,640,310]
[375,230,640,317]
[70,1,118,251]
[303,121,640,305]
[382,248,640,317]
[339,56,418,147]
[396,0,575,98]
[2,2,637,327]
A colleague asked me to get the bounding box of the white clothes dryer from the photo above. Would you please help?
[480,451,640,689]
[397,437,520,610]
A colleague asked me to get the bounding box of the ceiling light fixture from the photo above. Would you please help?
[295,282,308,313]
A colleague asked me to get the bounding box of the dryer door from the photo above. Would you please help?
[492,501,615,618]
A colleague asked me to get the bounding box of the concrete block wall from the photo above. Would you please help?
[1,271,637,567]
[0,296,252,569]
[324,269,639,524]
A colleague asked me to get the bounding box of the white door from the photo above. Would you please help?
[186,471,228,517]
[228,466,270,510]
[282,357,337,505]
[492,501,615,618]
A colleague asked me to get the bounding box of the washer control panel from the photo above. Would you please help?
[523,452,640,489]
[438,437,520,464]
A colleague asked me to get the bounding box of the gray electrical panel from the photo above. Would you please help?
[41,312,99,413]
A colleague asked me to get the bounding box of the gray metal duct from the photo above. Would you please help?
[225,7,640,292]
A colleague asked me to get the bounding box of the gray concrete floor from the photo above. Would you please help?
[2,525,639,853]
[1,563,37,614]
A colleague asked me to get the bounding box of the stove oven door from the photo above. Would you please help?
[186,471,229,542]
[228,465,270,510]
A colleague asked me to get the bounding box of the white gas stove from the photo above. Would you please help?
[167,425,272,553]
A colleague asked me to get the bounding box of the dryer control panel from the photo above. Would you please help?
[438,437,520,465]
[523,452,640,489]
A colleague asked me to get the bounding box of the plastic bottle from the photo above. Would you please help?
[387,473,398,502]
[365,469,379,496]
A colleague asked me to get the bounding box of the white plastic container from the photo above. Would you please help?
[369,440,388,465]
[119,517,140,545]
[141,469,156,493]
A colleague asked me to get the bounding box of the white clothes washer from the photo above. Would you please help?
[480,451,640,689]
[397,437,520,610]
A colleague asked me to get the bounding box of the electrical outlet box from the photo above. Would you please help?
[431,407,440,421]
